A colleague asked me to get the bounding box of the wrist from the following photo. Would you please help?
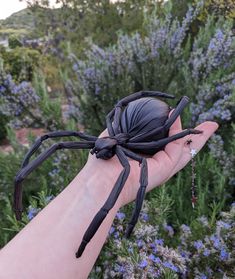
[81,153,139,208]
[79,154,125,210]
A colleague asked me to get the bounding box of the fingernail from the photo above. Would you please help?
[210,121,219,131]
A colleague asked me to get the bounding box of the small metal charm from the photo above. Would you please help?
[186,139,197,208]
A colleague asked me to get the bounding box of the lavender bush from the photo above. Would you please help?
[0,59,64,131]
[89,201,235,279]
[69,2,204,133]
[184,18,235,185]
[0,59,41,129]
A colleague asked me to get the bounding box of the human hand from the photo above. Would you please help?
[85,115,218,207]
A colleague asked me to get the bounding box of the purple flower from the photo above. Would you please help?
[216,221,231,230]
[216,29,224,41]
[72,63,78,72]
[0,85,6,93]
[210,235,221,249]
[194,240,203,250]
[163,261,179,272]
[216,85,223,92]
[137,239,145,248]
[114,231,119,239]
[163,223,174,236]
[27,206,39,220]
[116,265,125,273]
[181,224,191,234]
[149,242,158,253]
[140,212,149,222]
[220,248,229,261]
[138,259,148,269]
[180,250,188,258]
[109,226,115,235]
[149,254,161,264]
[203,248,210,257]
[208,40,216,51]
[154,239,164,246]
[95,84,101,95]
[116,211,126,220]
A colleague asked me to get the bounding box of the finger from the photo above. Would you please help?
[169,121,219,176]
[98,129,109,138]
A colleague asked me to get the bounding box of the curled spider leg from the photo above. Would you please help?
[163,96,190,130]
[106,105,127,136]
[112,106,122,134]
[116,91,175,107]
[76,146,130,258]
[14,141,95,220]
[129,96,190,142]
[122,147,148,238]
[125,129,203,152]
[22,131,97,168]
[106,108,115,136]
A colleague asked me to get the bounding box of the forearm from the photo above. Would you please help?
[0,159,125,279]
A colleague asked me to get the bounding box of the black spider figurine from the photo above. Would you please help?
[13,90,202,258]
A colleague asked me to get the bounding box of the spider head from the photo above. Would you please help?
[91,137,117,160]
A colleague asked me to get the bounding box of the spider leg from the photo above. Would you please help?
[125,129,202,152]
[129,96,190,142]
[106,105,124,136]
[122,147,148,238]
[106,108,115,136]
[14,141,95,220]
[163,96,190,130]
[21,131,97,168]
[76,146,130,258]
[116,91,175,107]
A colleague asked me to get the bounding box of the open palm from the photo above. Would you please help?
[87,115,218,206]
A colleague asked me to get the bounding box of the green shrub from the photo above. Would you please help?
[2,47,41,82]
[8,34,23,49]
[0,114,8,142]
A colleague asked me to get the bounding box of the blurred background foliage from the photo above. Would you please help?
[0,0,234,278]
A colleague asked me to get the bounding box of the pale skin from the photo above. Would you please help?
[0,116,218,279]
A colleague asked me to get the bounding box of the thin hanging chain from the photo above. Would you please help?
[191,156,197,208]
[186,139,197,208]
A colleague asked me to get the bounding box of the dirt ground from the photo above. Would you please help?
[0,128,45,153]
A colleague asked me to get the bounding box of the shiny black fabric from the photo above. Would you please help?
[121,97,170,154]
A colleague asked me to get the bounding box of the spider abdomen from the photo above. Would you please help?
[120,97,171,155]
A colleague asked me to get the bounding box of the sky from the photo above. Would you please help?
[0,0,60,20]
